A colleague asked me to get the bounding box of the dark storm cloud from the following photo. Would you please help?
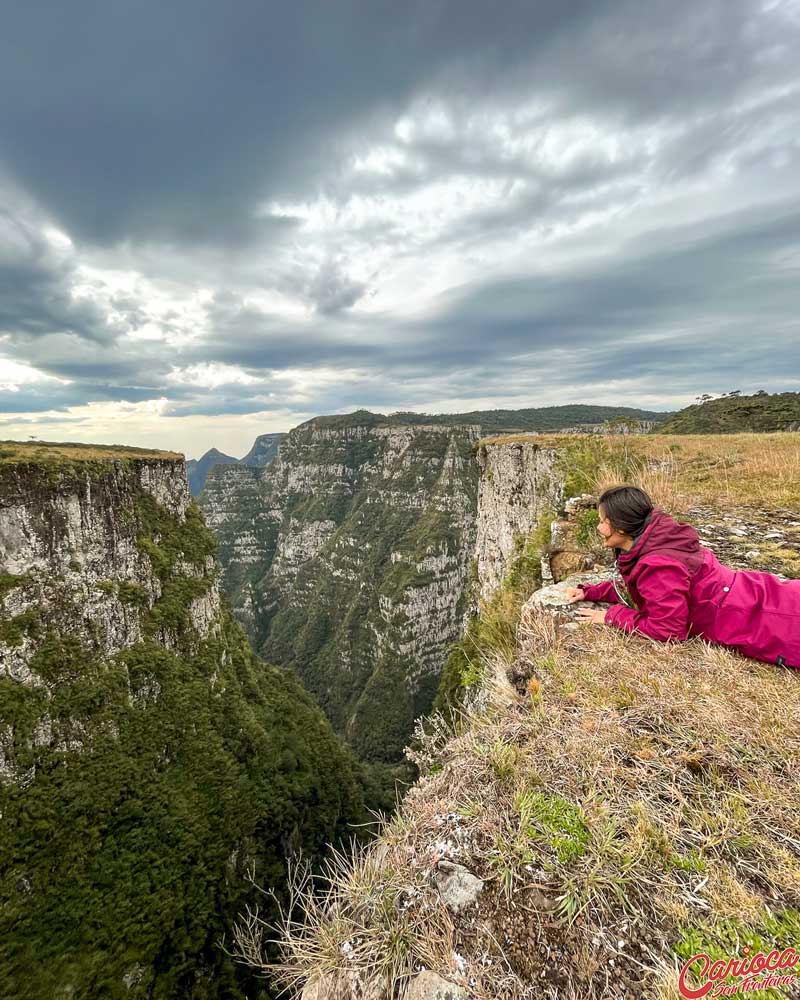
[0,0,607,246]
[2,0,789,248]
[2,0,800,438]
[413,202,800,363]
[0,382,162,414]
[173,197,800,412]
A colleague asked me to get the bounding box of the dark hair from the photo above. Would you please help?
[598,485,654,537]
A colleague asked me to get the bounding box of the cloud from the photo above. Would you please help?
[1,0,800,454]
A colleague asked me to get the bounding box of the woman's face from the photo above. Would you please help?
[597,505,633,549]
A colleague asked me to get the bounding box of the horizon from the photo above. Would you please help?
[4,398,682,461]
[2,2,800,454]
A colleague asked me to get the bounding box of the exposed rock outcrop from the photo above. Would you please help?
[474,440,565,601]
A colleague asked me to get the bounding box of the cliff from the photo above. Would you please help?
[474,440,564,601]
[0,442,365,1000]
[200,413,482,762]
[239,432,286,468]
[250,431,800,1000]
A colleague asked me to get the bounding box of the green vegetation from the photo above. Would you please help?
[574,507,600,549]
[0,609,41,647]
[0,469,368,1000]
[0,573,30,600]
[302,405,669,435]
[658,390,800,434]
[117,581,149,607]
[135,494,217,581]
[516,790,590,864]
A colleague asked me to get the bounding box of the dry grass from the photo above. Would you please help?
[594,433,800,511]
[480,432,800,511]
[246,609,800,999]
[0,439,182,464]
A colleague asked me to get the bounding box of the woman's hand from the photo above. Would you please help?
[565,587,585,604]
[575,606,608,625]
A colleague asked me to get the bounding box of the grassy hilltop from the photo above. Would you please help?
[0,440,183,464]
[657,390,800,434]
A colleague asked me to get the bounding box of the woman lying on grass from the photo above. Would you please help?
[566,485,800,670]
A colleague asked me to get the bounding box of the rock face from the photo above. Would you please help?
[0,457,219,671]
[201,412,481,761]
[239,431,286,467]
[474,440,565,601]
[0,446,364,1000]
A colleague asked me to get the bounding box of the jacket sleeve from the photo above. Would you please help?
[578,580,620,604]
[603,558,691,641]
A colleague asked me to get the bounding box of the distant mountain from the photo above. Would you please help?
[239,431,286,467]
[657,391,800,434]
[187,436,288,495]
[185,447,238,495]
[386,404,670,434]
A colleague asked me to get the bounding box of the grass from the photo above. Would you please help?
[0,440,182,464]
[249,604,799,999]
[479,431,800,511]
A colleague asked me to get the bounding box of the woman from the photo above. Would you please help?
[565,485,800,669]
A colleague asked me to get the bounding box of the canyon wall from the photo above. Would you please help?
[0,446,363,1000]
[201,413,482,761]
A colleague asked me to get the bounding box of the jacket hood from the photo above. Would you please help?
[617,508,704,574]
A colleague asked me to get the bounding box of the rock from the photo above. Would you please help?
[550,549,595,582]
[0,455,219,687]
[434,860,484,913]
[745,550,760,559]
[302,972,386,1000]
[404,971,466,1000]
[564,493,598,515]
[524,574,610,611]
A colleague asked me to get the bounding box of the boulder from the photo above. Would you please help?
[434,860,483,913]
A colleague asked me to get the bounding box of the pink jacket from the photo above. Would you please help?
[579,509,800,669]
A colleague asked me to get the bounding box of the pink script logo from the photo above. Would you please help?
[678,945,799,997]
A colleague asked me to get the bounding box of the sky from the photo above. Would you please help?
[1,0,799,459]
